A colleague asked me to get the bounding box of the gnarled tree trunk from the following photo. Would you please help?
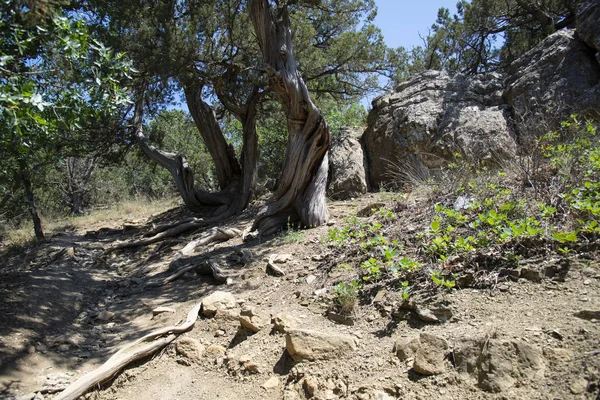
[249,0,330,235]
[134,83,259,219]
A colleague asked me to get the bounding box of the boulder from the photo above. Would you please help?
[328,127,368,199]
[285,329,357,362]
[454,337,545,393]
[201,291,236,317]
[363,29,600,188]
[362,71,514,188]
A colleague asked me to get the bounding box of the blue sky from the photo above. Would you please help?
[373,0,458,49]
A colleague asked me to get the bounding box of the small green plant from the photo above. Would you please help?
[430,270,456,290]
[333,281,360,315]
[398,280,411,300]
[281,218,305,243]
[360,257,382,281]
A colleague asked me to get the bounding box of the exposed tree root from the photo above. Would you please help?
[145,217,200,237]
[53,302,202,400]
[144,227,240,287]
[169,227,241,268]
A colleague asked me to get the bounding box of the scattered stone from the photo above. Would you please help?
[303,376,318,398]
[415,308,439,323]
[394,337,420,362]
[311,255,323,262]
[262,376,281,391]
[239,354,252,364]
[570,378,588,395]
[520,268,542,283]
[306,275,317,284]
[176,337,205,361]
[215,330,226,337]
[244,362,260,374]
[202,291,236,317]
[574,310,600,321]
[239,315,265,333]
[285,329,357,362]
[152,306,176,316]
[357,203,385,217]
[327,311,355,326]
[96,310,115,321]
[413,333,448,375]
[497,284,510,292]
[57,344,70,352]
[272,314,299,333]
[583,279,592,285]
[543,347,574,366]
[272,254,293,263]
[373,290,387,304]
[206,344,227,356]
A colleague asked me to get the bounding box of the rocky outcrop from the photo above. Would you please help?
[327,127,368,199]
[364,27,600,188]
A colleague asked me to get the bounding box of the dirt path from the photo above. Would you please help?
[1,195,599,400]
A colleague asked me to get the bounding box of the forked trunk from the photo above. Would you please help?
[249,0,330,235]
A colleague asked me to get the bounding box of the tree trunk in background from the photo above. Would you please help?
[19,162,44,241]
[249,0,330,235]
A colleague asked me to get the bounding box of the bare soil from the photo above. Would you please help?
[1,193,599,400]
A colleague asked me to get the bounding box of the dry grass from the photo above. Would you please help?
[2,197,179,247]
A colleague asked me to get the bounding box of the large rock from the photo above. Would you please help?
[454,337,545,393]
[201,291,236,317]
[505,30,600,143]
[285,329,357,362]
[362,70,515,188]
[327,127,368,199]
[363,29,600,188]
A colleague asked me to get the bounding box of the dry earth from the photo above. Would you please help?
[1,193,599,400]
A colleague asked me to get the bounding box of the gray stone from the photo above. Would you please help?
[239,315,265,333]
[413,333,448,375]
[363,71,514,188]
[285,329,357,362]
[577,0,600,54]
[327,127,368,200]
[202,291,236,317]
[262,376,281,391]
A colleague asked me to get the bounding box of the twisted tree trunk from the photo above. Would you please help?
[133,83,259,218]
[249,0,330,235]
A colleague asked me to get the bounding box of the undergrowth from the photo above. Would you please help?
[325,116,599,304]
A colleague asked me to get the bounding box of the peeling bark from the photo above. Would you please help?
[249,0,330,235]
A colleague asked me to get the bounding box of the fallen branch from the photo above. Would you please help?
[53,302,202,400]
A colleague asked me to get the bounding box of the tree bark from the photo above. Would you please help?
[249,0,330,235]
[19,161,44,241]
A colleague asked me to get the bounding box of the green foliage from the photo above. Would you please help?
[332,281,360,315]
[430,270,456,291]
